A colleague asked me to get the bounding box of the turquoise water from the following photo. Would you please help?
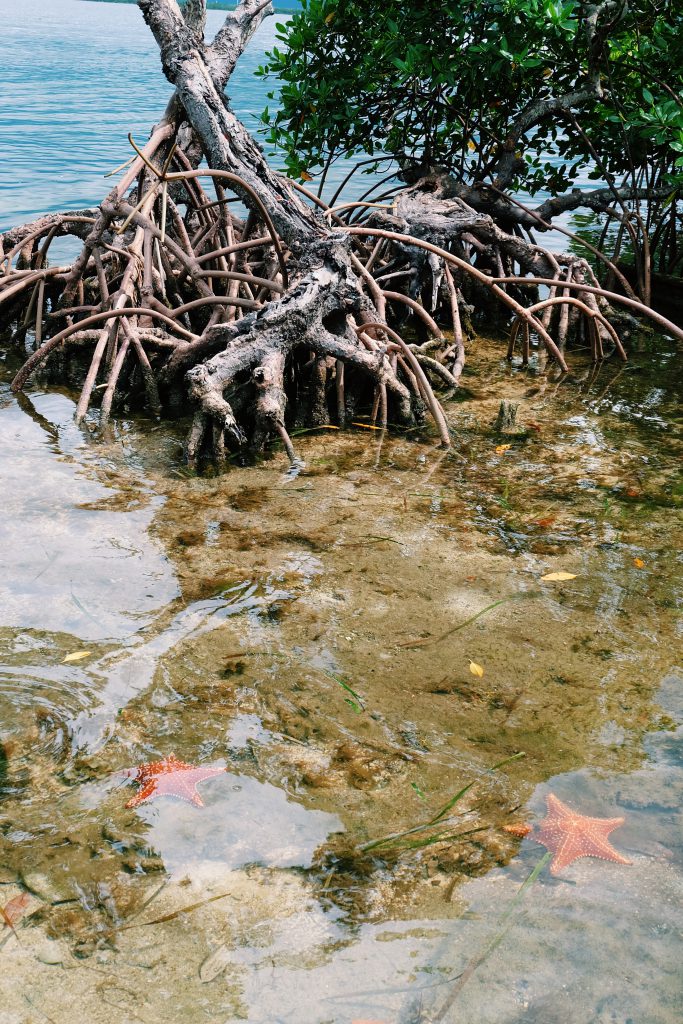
[0,0,379,231]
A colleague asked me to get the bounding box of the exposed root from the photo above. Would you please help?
[2,0,681,469]
[356,322,451,447]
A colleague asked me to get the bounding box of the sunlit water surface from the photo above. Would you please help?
[1,3,682,1022]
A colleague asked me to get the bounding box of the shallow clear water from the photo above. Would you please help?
[1,3,683,1023]
[1,334,681,1022]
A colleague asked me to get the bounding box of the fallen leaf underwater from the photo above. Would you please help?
[62,650,92,663]
[0,893,30,932]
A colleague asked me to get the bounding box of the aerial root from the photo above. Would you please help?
[100,334,131,429]
[442,262,465,381]
[4,135,683,466]
[356,322,451,447]
[252,350,296,462]
[507,294,627,364]
[412,352,460,390]
[180,281,437,465]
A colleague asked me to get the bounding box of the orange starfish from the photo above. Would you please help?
[533,793,631,876]
[120,754,225,808]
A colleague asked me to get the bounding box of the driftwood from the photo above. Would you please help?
[2,0,681,466]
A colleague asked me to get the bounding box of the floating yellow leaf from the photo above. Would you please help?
[63,651,92,663]
[300,170,314,182]
[351,422,383,431]
[542,67,553,77]
[467,140,476,151]
[469,660,484,677]
[633,557,645,569]
[495,443,512,453]
[325,11,336,24]
[540,571,577,581]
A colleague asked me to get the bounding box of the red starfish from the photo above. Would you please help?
[533,793,631,876]
[120,754,225,808]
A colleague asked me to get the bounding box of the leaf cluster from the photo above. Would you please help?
[258,0,683,197]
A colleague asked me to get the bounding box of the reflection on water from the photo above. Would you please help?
[0,389,177,641]
[119,770,343,876]
[0,330,681,1020]
[69,579,292,750]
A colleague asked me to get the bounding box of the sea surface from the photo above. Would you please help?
[0,0,380,231]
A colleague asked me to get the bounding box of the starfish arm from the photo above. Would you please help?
[589,827,632,865]
[126,780,158,808]
[187,767,226,801]
[548,833,585,874]
[174,775,206,806]
[546,794,573,819]
[597,816,626,833]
